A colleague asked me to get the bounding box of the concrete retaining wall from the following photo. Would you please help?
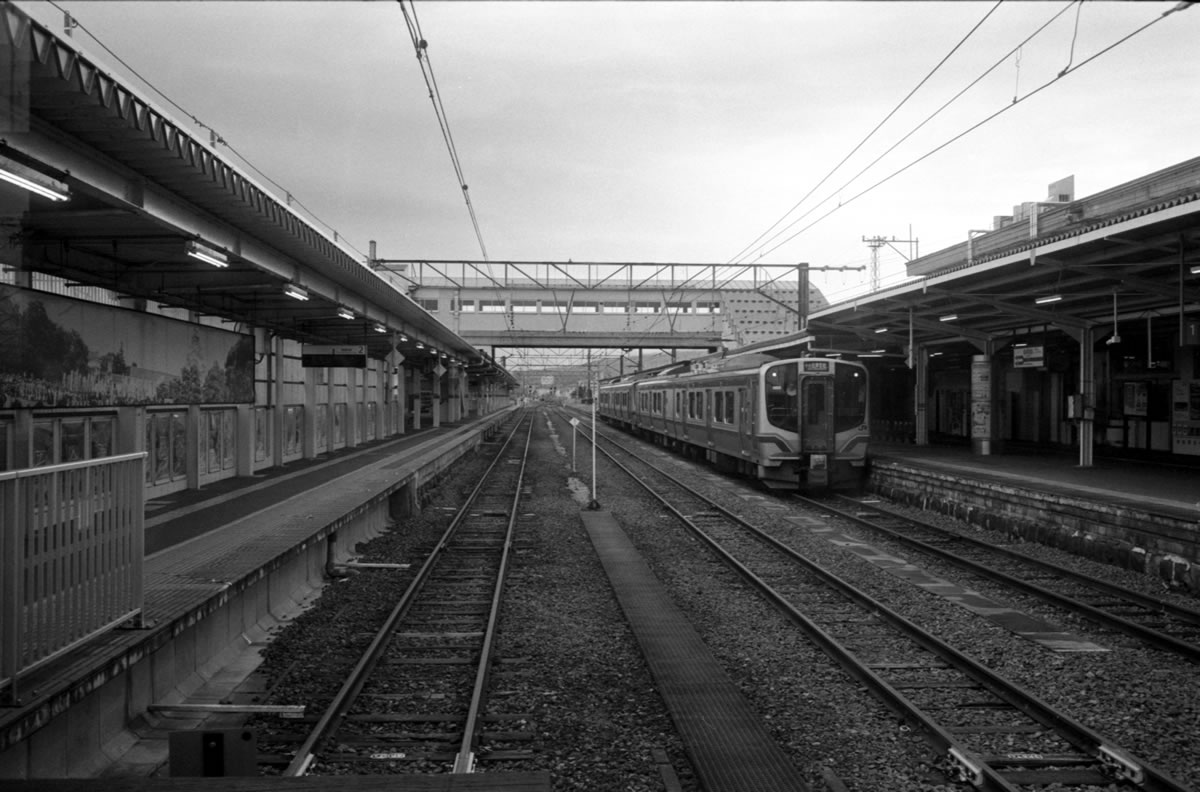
[867,460,1200,594]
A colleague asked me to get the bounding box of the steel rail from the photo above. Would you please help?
[565,410,1193,792]
[451,415,534,773]
[282,410,529,777]
[805,493,1200,663]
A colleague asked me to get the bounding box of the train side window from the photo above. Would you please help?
[765,363,799,432]
[725,390,735,423]
[834,366,868,431]
[714,392,724,423]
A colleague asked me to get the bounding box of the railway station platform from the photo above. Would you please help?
[0,408,532,788]
[866,443,1200,593]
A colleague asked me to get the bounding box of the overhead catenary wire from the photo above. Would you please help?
[1059,0,1085,76]
[744,0,1082,265]
[397,0,490,266]
[393,0,527,370]
[750,1,1193,264]
[727,0,1005,268]
[41,0,368,261]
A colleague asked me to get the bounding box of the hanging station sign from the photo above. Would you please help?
[301,345,367,368]
[1013,345,1045,368]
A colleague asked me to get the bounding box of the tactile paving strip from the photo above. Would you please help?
[581,509,811,792]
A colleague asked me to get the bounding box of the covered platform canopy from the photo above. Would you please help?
[807,156,1200,356]
[0,3,513,385]
[805,156,1200,466]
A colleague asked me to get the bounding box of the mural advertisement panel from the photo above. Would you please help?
[0,285,254,407]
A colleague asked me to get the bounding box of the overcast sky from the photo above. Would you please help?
[16,1,1200,307]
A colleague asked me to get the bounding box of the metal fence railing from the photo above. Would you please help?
[2,452,145,704]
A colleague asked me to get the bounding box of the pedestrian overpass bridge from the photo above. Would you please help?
[370,259,830,352]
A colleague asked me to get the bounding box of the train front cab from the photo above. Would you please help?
[760,358,868,490]
[798,359,869,489]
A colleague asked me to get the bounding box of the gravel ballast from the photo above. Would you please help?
[248,408,1199,791]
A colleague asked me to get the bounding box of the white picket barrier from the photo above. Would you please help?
[2,452,145,703]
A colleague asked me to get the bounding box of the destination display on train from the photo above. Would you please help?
[801,360,831,372]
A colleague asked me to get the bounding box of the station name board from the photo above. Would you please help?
[301,345,367,368]
[1013,346,1044,368]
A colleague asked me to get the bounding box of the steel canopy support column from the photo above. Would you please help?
[393,347,406,436]
[448,366,461,423]
[913,345,930,446]
[375,357,386,440]
[1079,326,1095,467]
[433,368,442,429]
[345,367,359,450]
[325,366,336,455]
[272,335,285,470]
[302,367,318,459]
[410,368,422,432]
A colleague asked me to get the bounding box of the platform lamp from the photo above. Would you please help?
[186,241,229,268]
[0,154,70,202]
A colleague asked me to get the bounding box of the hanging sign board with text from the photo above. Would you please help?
[301,345,367,368]
[1013,346,1044,368]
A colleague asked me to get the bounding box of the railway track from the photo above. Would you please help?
[569,411,1194,792]
[262,409,534,777]
[801,493,1200,664]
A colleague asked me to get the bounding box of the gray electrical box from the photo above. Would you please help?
[169,729,257,776]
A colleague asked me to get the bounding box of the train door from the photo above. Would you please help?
[670,386,683,443]
[799,369,835,487]
[738,385,755,460]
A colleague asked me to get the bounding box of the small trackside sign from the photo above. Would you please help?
[302,345,367,368]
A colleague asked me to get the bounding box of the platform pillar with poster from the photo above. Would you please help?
[913,345,929,446]
[970,354,996,455]
[1172,379,1200,457]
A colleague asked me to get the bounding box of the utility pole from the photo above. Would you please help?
[796,263,865,332]
[862,234,918,292]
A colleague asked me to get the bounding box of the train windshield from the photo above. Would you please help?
[764,363,798,432]
[834,365,867,432]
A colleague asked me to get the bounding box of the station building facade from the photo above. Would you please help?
[809,156,1200,465]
